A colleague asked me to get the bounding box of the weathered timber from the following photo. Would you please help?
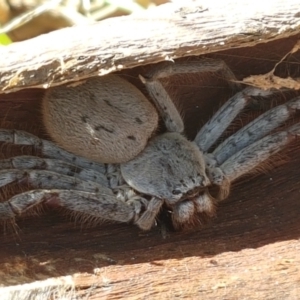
[0,0,300,93]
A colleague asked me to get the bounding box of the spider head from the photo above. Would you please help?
[121,132,215,229]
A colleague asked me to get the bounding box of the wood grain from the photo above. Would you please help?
[1,0,300,93]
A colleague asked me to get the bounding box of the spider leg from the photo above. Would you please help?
[140,59,240,133]
[212,123,300,192]
[213,95,300,165]
[195,87,275,152]
[0,156,109,187]
[0,189,162,229]
[0,169,108,193]
[0,190,135,223]
[0,129,106,173]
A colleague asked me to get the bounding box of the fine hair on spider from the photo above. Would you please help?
[1,58,300,233]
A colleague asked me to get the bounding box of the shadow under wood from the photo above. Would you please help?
[1,36,300,286]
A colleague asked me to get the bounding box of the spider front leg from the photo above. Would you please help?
[222,123,300,182]
[208,123,300,200]
[213,95,300,165]
[200,93,300,199]
[140,59,242,134]
[195,87,276,152]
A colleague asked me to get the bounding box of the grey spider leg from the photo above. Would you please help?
[0,189,148,224]
[140,59,241,134]
[219,123,300,183]
[0,169,107,193]
[0,129,106,173]
[0,156,108,186]
[213,96,300,164]
[195,93,300,200]
[195,87,275,152]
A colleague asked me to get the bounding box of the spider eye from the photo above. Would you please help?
[172,189,182,195]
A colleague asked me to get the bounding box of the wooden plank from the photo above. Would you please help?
[0,0,300,93]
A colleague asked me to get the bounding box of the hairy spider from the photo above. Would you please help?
[0,60,299,230]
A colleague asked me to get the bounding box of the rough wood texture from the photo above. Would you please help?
[1,0,300,93]
[1,1,300,299]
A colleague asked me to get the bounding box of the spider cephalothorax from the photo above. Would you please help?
[0,59,300,232]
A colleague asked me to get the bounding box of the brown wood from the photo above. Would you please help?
[1,0,300,93]
[1,2,300,299]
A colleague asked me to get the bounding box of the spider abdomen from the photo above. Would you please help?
[42,75,159,164]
